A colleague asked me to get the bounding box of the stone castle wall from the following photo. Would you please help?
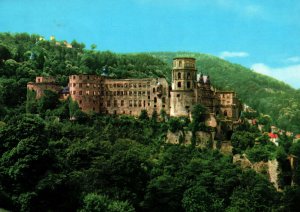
[27,57,241,120]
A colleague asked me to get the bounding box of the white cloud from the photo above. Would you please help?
[285,56,300,63]
[251,63,300,88]
[219,51,249,59]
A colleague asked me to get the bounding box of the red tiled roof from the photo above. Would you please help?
[269,133,278,139]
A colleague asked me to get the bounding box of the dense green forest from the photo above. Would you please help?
[1,33,300,211]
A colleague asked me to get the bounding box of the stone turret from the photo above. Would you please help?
[170,57,197,116]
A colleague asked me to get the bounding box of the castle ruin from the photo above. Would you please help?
[27,57,242,120]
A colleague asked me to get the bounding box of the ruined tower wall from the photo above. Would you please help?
[170,57,197,117]
[69,75,103,113]
[27,77,61,99]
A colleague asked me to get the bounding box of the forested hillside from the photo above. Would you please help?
[150,52,300,133]
[0,33,299,133]
[1,33,300,211]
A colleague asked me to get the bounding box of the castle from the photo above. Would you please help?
[27,57,241,121]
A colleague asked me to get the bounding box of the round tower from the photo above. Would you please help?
[170,57,197,117]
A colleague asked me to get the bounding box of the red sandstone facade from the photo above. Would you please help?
[27,57,241,120]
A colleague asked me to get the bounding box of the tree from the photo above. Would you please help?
[38,90,60,114]
[139,109,149,121]
[182,185,224,212]
[0,45,11,62]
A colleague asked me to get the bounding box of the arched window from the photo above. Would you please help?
[187,72,191,79]
[224,110,227,116]
[178,72,181,79]
[178,82,181,88]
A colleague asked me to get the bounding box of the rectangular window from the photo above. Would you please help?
[187,81,191,88]
[107,100,111,107]
[79,91,82,95]
[121,100,124,106]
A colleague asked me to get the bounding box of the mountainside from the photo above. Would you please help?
[0,33,299,132]
[149,52,300,133]
[1,33,300,211]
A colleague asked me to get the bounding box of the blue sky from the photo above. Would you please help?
[0,0,300,88]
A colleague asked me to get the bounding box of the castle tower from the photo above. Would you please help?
[170,57,197,116]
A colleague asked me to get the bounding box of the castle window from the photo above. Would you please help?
[178,82,181,88]
[177,94,180,97]
[79,75,82,80]
[73,76,76,79]
[139,100,142,107]
[73,83,76,87]
[134,100,137,107]
[178,72,181,79]
[107,100,111,107]
[148,96,150,99]
[187,82,191,89]
[129,100,132,107]
[114,100,117,107]
[86,83,90,88]
[154,97,157,103]
[179,61,182,67]
[79,100,82,104]
[162,97,166,103]
[93,107,95,111]
[224,110,227,116]
[79,91,82,95]
[144,100,146,107]
[187,72,191,79]
[153,88,156,93]
[121,100,124,106]
[73,91,76,95]
[163,105,165,108]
